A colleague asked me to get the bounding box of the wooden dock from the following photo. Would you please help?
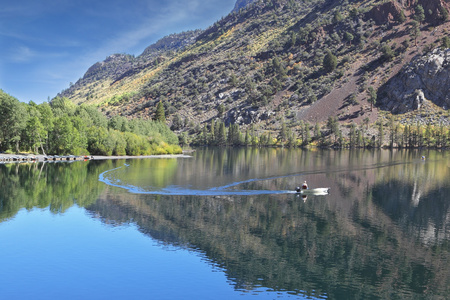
[0,154,89,164]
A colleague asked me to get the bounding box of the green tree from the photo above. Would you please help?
[344,32,354,45]
[333,11,343,23]
[0,91,27,152]
[304,122,311,146]
[388,116,399,148]
[75,105,107,128]
[170,114,183,131]
[398,10,406,23]
[217,104,225,118]
[210,120,216,144]
[439,6,449,22]
[279,120,287,145]
[244,129,250,146]
[50,96,76,117]
[314,123,322,142]
[367,86,377,111]
[357,129,363,148]
[323,50,337,73]
[349,122,357,148]
[410,20,421,46]
[377,121,384,148]
[414,5,425,24]
[108,115,128,132]
[50,116,82,154]
[227,124,242,146]
[326,116,339,143]
[441,36,450,49]
[155,101,166,122]
[37,102,54,153]
[109,129,127,156]
[217,122,227,146]
[24,117,46,154]
[289,32,297,47]
[124,132,142,156]
[228,73,238,87]
[380,44,395,62]
[178,132,188,147]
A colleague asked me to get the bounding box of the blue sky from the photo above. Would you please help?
[1,0,236,103]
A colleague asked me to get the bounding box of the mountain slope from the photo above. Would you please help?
[59,0,450,134]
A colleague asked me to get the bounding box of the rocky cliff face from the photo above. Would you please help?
[59,31,202,102]
[379,48,450,113]
[59,0,450,129]
[365,1,402,25]
[232,0,258,12]
[419,0,449,25]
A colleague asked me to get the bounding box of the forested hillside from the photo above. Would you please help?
[0,90,181,155]
[59,0,450,148]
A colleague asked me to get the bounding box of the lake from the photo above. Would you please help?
[0,148,449,299]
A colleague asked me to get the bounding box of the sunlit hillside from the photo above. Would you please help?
[59,0,450,137]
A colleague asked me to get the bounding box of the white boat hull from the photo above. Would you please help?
[296,187,330,195]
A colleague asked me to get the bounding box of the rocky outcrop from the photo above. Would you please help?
[140,30,202,58]
[83,54,134,80]
[225,107,275,126]
[365,1,402,25]
[379,48,450,113]
[232,0,258,13]
[418,0,449,26]
[365,0,449,26]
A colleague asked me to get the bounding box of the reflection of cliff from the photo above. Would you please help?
[371,180,450,245]
[323,150,450,245]
[87,186,449,299]
[3,149,449,298]
[0,161,113,221]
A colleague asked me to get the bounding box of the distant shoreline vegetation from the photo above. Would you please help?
[0,90,181,156]
[3,89,449,155]
[183,115,450,150]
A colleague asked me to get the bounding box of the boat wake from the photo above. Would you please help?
[98,158,413,196]
[99,165,302,196]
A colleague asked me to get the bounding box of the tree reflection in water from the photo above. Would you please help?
[0,149,449,299]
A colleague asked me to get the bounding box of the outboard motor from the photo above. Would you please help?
[296,187,301,193]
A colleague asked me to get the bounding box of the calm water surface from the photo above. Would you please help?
[0,148,449,299]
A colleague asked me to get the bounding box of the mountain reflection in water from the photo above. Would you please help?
[0,148,449,299]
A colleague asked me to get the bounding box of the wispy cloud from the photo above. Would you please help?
[10,46,36,63]
[1,0,235,103]
[87,0,214,57]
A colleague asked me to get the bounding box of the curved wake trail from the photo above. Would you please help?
[99,165,297,196]
[98,159,414,196]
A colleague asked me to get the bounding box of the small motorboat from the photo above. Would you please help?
[295,187,330,195]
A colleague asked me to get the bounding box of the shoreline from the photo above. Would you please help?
[0,153,192,163]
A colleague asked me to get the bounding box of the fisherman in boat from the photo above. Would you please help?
[302,181,308,190]
[296,181,308,193]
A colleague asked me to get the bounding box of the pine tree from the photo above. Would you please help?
[314,123,322,142]
[410,20,421,46]
[280,120,287,146]
[323,50,337,73]
[210,120,215,144]
[414,5,425,24]
[217,122,227,146]
[367,86,377,111]
[155,101,166,122]
[349,122,357,148]
[377,121,384,148]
